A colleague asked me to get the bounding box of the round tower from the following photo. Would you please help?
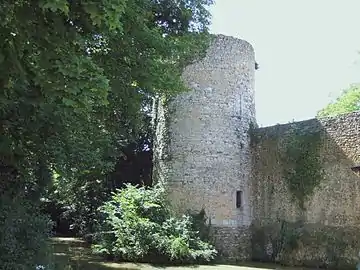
[152,34,256,260]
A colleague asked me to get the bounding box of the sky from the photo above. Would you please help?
[209,0,360,127]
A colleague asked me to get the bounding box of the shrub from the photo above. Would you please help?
[0,195,53,270]
[92,184,217,263]
[187,208,211,243]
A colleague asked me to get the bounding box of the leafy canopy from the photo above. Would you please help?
[0,0,214,196]
[317,84,360,118]
[0,0,214,267]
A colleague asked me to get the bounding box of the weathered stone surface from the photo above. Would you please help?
[152,33,360,268]
[211,226,252,261]
[152,34,256,260]
[251,111,360,268]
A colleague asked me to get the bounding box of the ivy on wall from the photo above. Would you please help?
[160,95,172,162]
[282,129,324,210]
[248,122,260,146]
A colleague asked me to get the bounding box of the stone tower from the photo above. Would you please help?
[152,34,256,259]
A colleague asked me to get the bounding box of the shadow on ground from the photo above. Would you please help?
[52,237,141,270]
[51,237,315,270]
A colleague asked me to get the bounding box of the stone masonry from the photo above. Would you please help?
[152,34,256,260]
[152,34,360,268]
[251,111,360,268]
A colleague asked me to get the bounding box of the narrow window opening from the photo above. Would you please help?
[236,190,242,208]
[351,166,360,176]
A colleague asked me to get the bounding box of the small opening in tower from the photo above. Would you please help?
[236,190,242,208]
[351,165,360,175]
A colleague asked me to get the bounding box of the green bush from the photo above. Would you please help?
[0,195,53,270]
[92,184,217,263]
[187,208,211,243]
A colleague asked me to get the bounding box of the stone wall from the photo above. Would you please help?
[152,33,360,267]
[152,34,256,260]
[251,111,360,269]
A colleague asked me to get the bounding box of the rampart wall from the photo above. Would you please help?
[251,111,360,268]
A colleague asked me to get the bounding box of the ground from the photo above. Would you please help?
[52,237,314,270]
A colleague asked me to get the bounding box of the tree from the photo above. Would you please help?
[0,0,214,266]
[317,84,360,118]
[0,0,213,196]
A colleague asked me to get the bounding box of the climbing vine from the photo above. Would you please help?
[160,95,173,162]
[282,129,324,210]
[248,121,260,146]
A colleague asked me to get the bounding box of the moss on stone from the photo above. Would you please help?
[281,129,324,210]
[248,122,260,146]
[160,95,172,162]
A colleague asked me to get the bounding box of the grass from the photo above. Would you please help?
[51,237,314,270]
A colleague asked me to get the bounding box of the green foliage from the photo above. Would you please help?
[0,0,214,234]
[0,0,214,267]
[92,184,217,263]
[317,84,360,118]
[282,130,324,210]
[0,0,214,191]
[187,208,212,243]
[248,121,260,146]
[0,195,53,270]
